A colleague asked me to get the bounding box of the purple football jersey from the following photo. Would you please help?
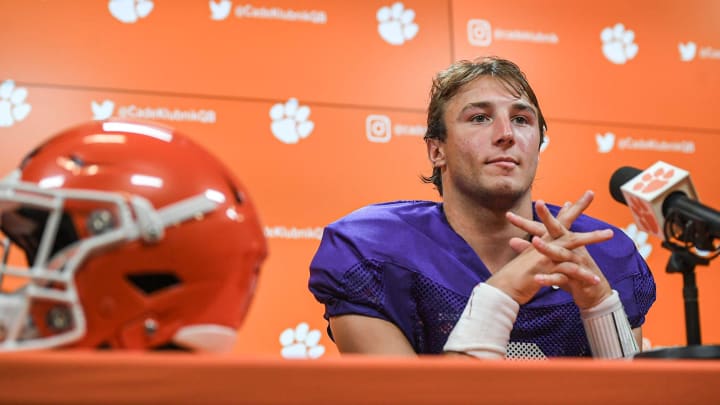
[309,200,656,358]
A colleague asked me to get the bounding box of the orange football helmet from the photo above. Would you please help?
[0,119,267,352]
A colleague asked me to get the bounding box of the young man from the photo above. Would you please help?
[309,57,655,359]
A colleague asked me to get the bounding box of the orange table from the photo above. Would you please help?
[1,352,718,404]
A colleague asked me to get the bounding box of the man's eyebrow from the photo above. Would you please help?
[459,101,537,115]
[460,101,492,113]
[511,101,537,116]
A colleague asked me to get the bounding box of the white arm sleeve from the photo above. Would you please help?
[443,283,519,359]
[581,290,638,359]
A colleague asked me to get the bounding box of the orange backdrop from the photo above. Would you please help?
[1,0,719,357]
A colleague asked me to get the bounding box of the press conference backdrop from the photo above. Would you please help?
[1,0,719,358]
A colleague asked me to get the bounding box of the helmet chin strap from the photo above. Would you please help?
[130,193,219,243]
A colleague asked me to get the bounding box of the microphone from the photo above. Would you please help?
[609,161,720,251]
[611,161,720,357]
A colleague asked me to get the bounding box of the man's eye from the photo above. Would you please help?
[513,116,529,125]
[471,114,489,122]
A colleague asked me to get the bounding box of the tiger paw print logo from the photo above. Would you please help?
[0,80,32,127]
[633,167,675,194]
[626,168,675,235]
[601,23,638,64]
[270,98,315,144]
[109,0,154,24]
[623,223,652,259]
[280,322,325,359]
[626,195,659,235]
[376,2,419,45]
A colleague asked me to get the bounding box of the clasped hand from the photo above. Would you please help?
[487,191,613,309]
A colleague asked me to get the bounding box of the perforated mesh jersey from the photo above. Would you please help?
[310,200,656,358]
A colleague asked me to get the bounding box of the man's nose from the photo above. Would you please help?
[493,116,515,146]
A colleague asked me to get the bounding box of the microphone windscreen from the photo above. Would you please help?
[609,166,642,205]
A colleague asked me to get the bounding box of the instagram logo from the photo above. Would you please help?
[366,114,392,143]
[467,19,492,47]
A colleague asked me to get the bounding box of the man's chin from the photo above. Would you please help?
[476,183,530,210]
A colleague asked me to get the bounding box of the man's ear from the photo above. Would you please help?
[426,138,446,168]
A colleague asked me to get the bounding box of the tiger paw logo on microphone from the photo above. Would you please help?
[632,167,675,194]
[626,195,660,236]
[626,165,679,235]
[620,161,697,239]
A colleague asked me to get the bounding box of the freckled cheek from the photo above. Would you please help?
[514,130,538,153]
[457,137,478,150]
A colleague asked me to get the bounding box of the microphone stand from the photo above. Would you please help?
[667,248,705,346]
[634,242,720,359]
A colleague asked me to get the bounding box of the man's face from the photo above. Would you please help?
[430,76,541,209]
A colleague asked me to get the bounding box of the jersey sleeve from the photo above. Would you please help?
[308,222,392,329]
[308,203,434,349]
[617,250,656,329]
[587,227,656,329]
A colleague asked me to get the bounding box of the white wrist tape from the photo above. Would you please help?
[443,283,519,359]
[581,290,638,359]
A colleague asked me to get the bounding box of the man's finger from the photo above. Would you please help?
[506,211,546,236]
[532,236,581,263]
[509,237,532,253]
[535,263,601,286]
[536,200,567,239]
[556,190,594,229]
[533,229,613,253]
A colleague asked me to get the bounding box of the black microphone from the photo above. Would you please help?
[609,166,641,205]
[609,162,720,251]
[612,162,720,357]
